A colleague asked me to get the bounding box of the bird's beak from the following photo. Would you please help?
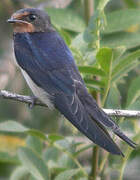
[7,18,27,24]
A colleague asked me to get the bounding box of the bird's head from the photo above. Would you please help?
[7,8,54,33]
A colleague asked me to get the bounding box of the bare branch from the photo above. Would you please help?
[0,90,46,107]
[0,90,140,117]
[103,109,140,117]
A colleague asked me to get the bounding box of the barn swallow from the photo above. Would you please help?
[8,8,136,155]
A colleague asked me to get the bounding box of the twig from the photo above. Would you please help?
[0,90,46,107]
[103,109,140,117]
[0,90,140,117]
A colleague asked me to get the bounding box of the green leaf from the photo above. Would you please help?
[123,0,137,8]
[47,134,64,144]
[78,66,106,76]
[84,78,105,87]
[96,47,113,74]
[54,139,80,168]
[127,99,140,110]
[86,84,101,92]
[0,152,19,164]
[46,8,85,32]
[54,169,80,180]
[10,166,28,180]
[55,138,77,153]
[102,32,140,49]
[43,147,60,162]
[29,175,39,180]
[112,46,126,64]
[0,121,75,157]
[104,9,140,33]
[71,33,88,53]
[0,121,47,141]
[58,154,76,169]
[105,85,121,109]
[112,49,140,81]
[83,11,100,44]
[27,129,47,141]
[18,147,50,180]
[0,120,28,133]
[126,77,140,107]
[112,60,140,82]
[58,29,71,46]
[97,0,110,11]
[74,144,93,156]
[26,135,43,154]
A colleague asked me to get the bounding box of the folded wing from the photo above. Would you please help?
[14,32,136,155]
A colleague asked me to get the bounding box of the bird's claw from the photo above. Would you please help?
[28,96,37,109]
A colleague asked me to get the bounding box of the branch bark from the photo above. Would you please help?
[0,90,46,107]
[0,90,140,117]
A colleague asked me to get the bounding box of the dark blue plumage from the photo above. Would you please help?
[8,8,136,155]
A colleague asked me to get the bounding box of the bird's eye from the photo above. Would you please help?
[28,14,37,21]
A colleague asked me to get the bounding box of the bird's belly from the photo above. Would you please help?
[21,69,54,109]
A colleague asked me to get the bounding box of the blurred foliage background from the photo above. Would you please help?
[0,0,140,179]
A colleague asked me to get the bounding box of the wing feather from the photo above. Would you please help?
[14,32,136,155]
[54,94,123,155]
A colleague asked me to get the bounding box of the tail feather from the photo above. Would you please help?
[55,94,124,156]
[113,129,137,148]
[83,94,137,148]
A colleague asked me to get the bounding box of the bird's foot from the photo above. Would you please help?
[28,95,38,109]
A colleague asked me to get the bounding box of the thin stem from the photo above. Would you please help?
[102,82,110,107]
[84,0,94,25]
[90,76,101,179]
[90,15,102,180]
[84,0,100,179]
[99,56,112,177]
[90,146,99,180]
[102,55,113,106]
[118,147,132,180]
[95,19,101,50]
[118,127,140,180]
[99,152,109,172]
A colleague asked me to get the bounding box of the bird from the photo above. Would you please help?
[7,8,136,156]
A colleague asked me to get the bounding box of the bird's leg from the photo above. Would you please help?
[28,95,38,109]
